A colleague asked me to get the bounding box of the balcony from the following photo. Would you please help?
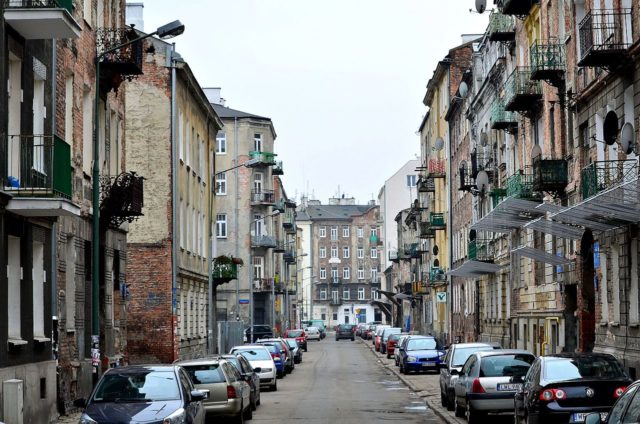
[504,67,542,112]
[271,160,284,175]
[429,212,446,229]
[497,0,539,16]
[251,189,276,205]
[283,208,296,232]
[468,239,495,263]
[100,171,144,228]
[581,159,638,200]
[489,187,507,208]
[331,277,343,285]
[330,298,343,306]
[419,220,435,239]
[578,9,633,68]
[370,234,383,246]
[426,159,446,178]
[253,278,274,292]
[487,12,515,42]
[459,161,475,192]
[532,157,568,194]
[506,171,540,201]
[429,267,447,284]
[211,256,242,285]
[530,40,565,83]
[273,240,285,253]
[97,28,143,93]
[3,0,80,39]
[490,101,519,131]
[251,234,277,248]
[283,249,296,263]
[248,151,277,166]
[403,243,420,259]
[417,175,435,192]
[274,199,286,213]
[389,249,400,262]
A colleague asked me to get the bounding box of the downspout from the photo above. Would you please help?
[234,118,240,319]
[208,119,215,354]
[51,39,58,319]
[169,42,178,359]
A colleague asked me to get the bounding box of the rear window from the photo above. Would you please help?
[452,346,493,367]
[543,356,627,382]
[285,339,299,348]
[260,344,278,354]
[287,330,303,337]
[406,338,439,351]
[339,324,351,330]
[232,348,272,361]
[253,325,272,333]
[480,354,534,378]
[182,364,226,384]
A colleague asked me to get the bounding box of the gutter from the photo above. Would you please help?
[169,42,178,359]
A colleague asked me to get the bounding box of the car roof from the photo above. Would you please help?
[475,349,533,358]
[174,356,227,366]
[105,365,180,373]
[541,352,617,360]
[451,343,493,349]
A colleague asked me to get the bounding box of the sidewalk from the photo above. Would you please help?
[52,411,81,423]
[360,338,464,424]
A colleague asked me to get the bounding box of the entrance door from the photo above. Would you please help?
[579,230,595,352]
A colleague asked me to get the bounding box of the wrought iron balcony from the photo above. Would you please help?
[271,160,284,175]
[100,171,144,228]
[426,159,446,178]
[489,187,507,208]
[283,249,296,263]
[3,0,80,39]
[419,222,436,239]
[412,281,428,295]
[331,277,343,285]
[3,134,72,199]
[468,239,495,262]
[581,159,638,200]
[251,234,277,248]
[248,151,277,166]
[330,298,343,306]
[283,208,296,231]
[417,175,435,192]
[253,278,274,292]
[251,189,276,205]
[473,150,495,175]
[274,199,286,213]
[403,243,420,259]
[497,0,539,16]
[459,162,475,192]
[578,9,633,67]
[504,67,543,112]
[530,40,565,82]
[273,240,285,252]
[487,12,515,42]
[97,28,143,93]
[211,256,242,285]
[506,171,540,201]
[429,267,447,284]
[490,101,519,131]
[532,157,568,194]
[370,234,383,246]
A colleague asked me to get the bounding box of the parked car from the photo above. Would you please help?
[230,344,278,392]
[176,357,253,422]
[374,325,390,350]
[258,342,286,378]
[394,334,411,366]
[385,332,408,359]
[214,354,262,411]
[514,353,633,424]
[355,323,368,337]
[585,379,640,424]
[336,323,356,341]
[454,349,535,424]
[75,365,207,424]
[284,328,308,351]
[244,324,274,343]
[302,320,326,339]
[380,327,402,355]
[305,326,321,341]
[285,338,303,363]
[365,324,378,340]
[439,342,493,410]
[398,335,446,374]
[259,338,294,373]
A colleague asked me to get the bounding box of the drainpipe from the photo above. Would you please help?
[169,42,178,359]
[208,118,215,354]
[51,39,58,320]
[234,118,240,319]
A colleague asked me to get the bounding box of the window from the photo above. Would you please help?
[32,241,45,338]
[320,268,326,279]
[319,226,326,238]
[333,313,338,321]
[320,289,327,300]
[319,246,326,258]
[82,88,92,174]
[370,247,378,258]
[330,246,338,258]
[357,266,365,280]
[343,288,350,300]
[407,175,417,187]
[253,173,263,193]
[357,227,364,238]
[83,0,92,24]
[343,267,350,279]
[342,226,350,237]
[64,76,73,160]
[372,289,380,300]
[8,236,21,339]
[254,133,262,152]
[65,236,76,331]
[215,172,227,195]
[358,288,365,300]
[370,268,378,281]
[357,247,364,258]
[178,111,184,161]
[331,268,338,279]
[330,226,338,240]
[216,131,226,154]
[370,227,379,238]
[331,290,339,303]
[343,246,350,258]
[216,214,227,238]
[253,256,264,280]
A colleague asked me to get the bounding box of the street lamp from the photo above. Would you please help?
[91,20,184,377]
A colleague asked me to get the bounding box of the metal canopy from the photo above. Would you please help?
[378,290,401,307]
[550,177,640,232]
[472,197,544,232]
[446,260,504,278]
[524,217,585,240]
[511,246,575,266]
[370,300,392,321]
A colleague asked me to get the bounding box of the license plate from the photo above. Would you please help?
[422,362,435,367]
[497,383,522,391]
[571,413,608,423]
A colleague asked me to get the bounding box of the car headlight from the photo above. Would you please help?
[407,356,417,362]
[163,408,186,424]
[261,368,273,372]
[79,413,97,424]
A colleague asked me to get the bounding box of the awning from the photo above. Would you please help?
[472,197,544,233]
[446,260,504,278]
[524,217,585,240]
[550,177,640,232]
[370,300,392,322]
[511,246,575,266]
[378,290,401,307]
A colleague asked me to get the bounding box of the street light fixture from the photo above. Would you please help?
[91,20,184,378]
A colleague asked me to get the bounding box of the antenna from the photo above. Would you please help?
[475,170,489,195]
[434,137,445,151]
[531,145,542,159]
[603,110,619,146]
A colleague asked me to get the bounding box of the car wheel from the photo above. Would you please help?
[387,353,392,359]
[440,391,448,407]
[271,381,278,391]
[243,401,253,420]
[402,365,410,375]
[466,398,484,424]
[235,403,245,424]
[446,390,455,411]
[454,398,465,418]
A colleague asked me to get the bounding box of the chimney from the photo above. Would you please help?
[126,2,145,32]
[203,87,225,106]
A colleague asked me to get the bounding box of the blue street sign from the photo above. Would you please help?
[594,242,600,268]
[239,299,250,305]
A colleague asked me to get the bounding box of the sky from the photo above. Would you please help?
[139,0,490,204]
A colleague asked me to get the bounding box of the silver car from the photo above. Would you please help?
[454,349,535,424]
[438,343,493,410]
[394,334,410,366]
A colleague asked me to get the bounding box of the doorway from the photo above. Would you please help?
[579,229,595,352]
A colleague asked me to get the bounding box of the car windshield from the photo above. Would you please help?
[287,330,303,337]
[543,356,628,382]
[233,348,272,361]
[286,339,299,348]
[259,343,279,354]
[93,371,180,402]
[480,354,534,378]
[406,338,438,351]
[181,364,226,384]
[452,346,493,367]
[339,325,351,330]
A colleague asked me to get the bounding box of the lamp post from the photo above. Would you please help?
[91,20,184,378]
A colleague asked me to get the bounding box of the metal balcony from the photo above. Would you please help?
[271,160,284,175]
[251,234,277,248]
[429,267,447,284]
[417,175,435,192]
[578,9,633,67]
[211,256,241,285]
[389,249,400,262]
[3,0,80,39]
[100,171,145,228]
[426,159,446,178]
[331,277,343,285]
[504,67,542,112]
[497,0,539,16]
[468,239,495,263]
[330,298,343,306]
[283,249,296,263]
[487,12,515,42]
[490,101,519,131]
[273,240,285,253]
[403,243,420,259]
[429,212,446,229]
[274,199,286,213]
[530,40,565,82]
[489,187,507,208]
[532,157,568,194]
[581,159,638,200]
[506,172,540,201]
[97,28,143,93]
[283,208,296,232]
[251,189,276,205]
[248,151,277,166]
[253,278,274,292]
[419,222,436,239]
[370,234,383,246]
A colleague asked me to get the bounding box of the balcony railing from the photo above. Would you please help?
[96,28,143,92]
[3,134,72,199]
[3,0,80,39]
[273,240,285,253]
[251,189,276,205]
[100,171,144,228]
[497,0,539,16]
[283,249,295,263]
[489,187,507,208]
[332,277,343,285]
[530,40,565,82]
[274,199,286,213]
[504,67,543,112]
[426,159,446,178]
[506,171,540,201]
[578,9,633,67]
[532,157,568,194]
[487,12,515,42]
[417,175,435,192]
[419,221,436,239]
[330,298,342,306]
[251,234,277,248]
[429,267,447,284]
[211,256,241,285]
[253,278,274,292]
[490,101,518,131]
[403,243,420,258]
[468,239,496,262]
[4,0,72,13]
[271,160,284,175]
[581,159,639,200]
[370,234,383,246]
[389,249,400,262]
[429,212,446,229]
[248,151,277,166]
[459,162,475,192]
[283,208,295,229]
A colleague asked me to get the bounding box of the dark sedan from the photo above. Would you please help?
[514,353,632,424]
[585,379,640,424]
[336,324,356,341]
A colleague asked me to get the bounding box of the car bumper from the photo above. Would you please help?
[405,361,439,372]
[468,393,518,412]
[259,376,277,387]
[204,398,242,416]
[532,405,612,424]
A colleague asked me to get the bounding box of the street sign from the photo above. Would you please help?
[436,292,447,303]
[239,299,249,305]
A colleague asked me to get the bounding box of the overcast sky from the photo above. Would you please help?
[139,1,489,204]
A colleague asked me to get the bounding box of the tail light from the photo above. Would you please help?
[471,378,486,394]
[614,387,627,398]
[227,385,237,399]
[540,388,566,401]
[272,354,281,360]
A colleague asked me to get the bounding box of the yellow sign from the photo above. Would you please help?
[275,297,281,310]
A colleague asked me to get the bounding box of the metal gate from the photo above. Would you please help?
[217,321,245,354]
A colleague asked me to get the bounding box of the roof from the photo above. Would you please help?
[105,365,178,373]
[305,204,377,220]
[211,104,270,120]
[475,349,534,357]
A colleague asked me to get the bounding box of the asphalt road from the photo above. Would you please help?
[235,333,445,423]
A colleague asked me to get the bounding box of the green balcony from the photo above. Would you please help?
[419,222,436,239]
[274,199,286,213]
[403,243,420,259]
[429,212,446,229]
[488,12,515,42]
[283,208,296,233]
[504,67,543,112]
[506,172,540,201]
[429,267,446,284]
[497,0,539,16]
[489,187,507,208]
[581,160,639,200]
[468,239,495,262]
[249,150,277,166]
[490,101,519,131]
[3,0,80,39]
[272,160,284,175]
[530,41,565,82]
[212,256,242,285]
[532,158,568,194]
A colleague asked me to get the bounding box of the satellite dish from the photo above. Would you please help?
[435,137,445,151]
[476,0,486,13]
[531,145,542,159]
[469,229,477,241]
[459,81,469,99]
[620,122,635,155]
[476,170,489,193]
[603,110,619,145]
[480,132,489,147]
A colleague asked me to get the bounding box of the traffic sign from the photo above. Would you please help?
[239,299,249,304]
[436,292,447,303]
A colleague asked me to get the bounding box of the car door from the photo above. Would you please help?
[455,355,476,400]
[440,347,452,392]
[225,362,250,407]
[239,356,259,399]
[178,368,204,424]
[606,382,639,424]
[515,358,538,417]
[522,359,541,414]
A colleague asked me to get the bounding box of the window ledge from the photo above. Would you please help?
[66,328,76,334]
[34,337,51,343]
[8,338,28,347]
[629,322,640,328]
[599,321,608,327]
[610,321,620,327]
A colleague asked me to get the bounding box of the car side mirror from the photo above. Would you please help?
[450,368,459,375]
[73,398,87,408]
[584,413,602,424]
[253,367,262,373]
[191,389,208,402]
